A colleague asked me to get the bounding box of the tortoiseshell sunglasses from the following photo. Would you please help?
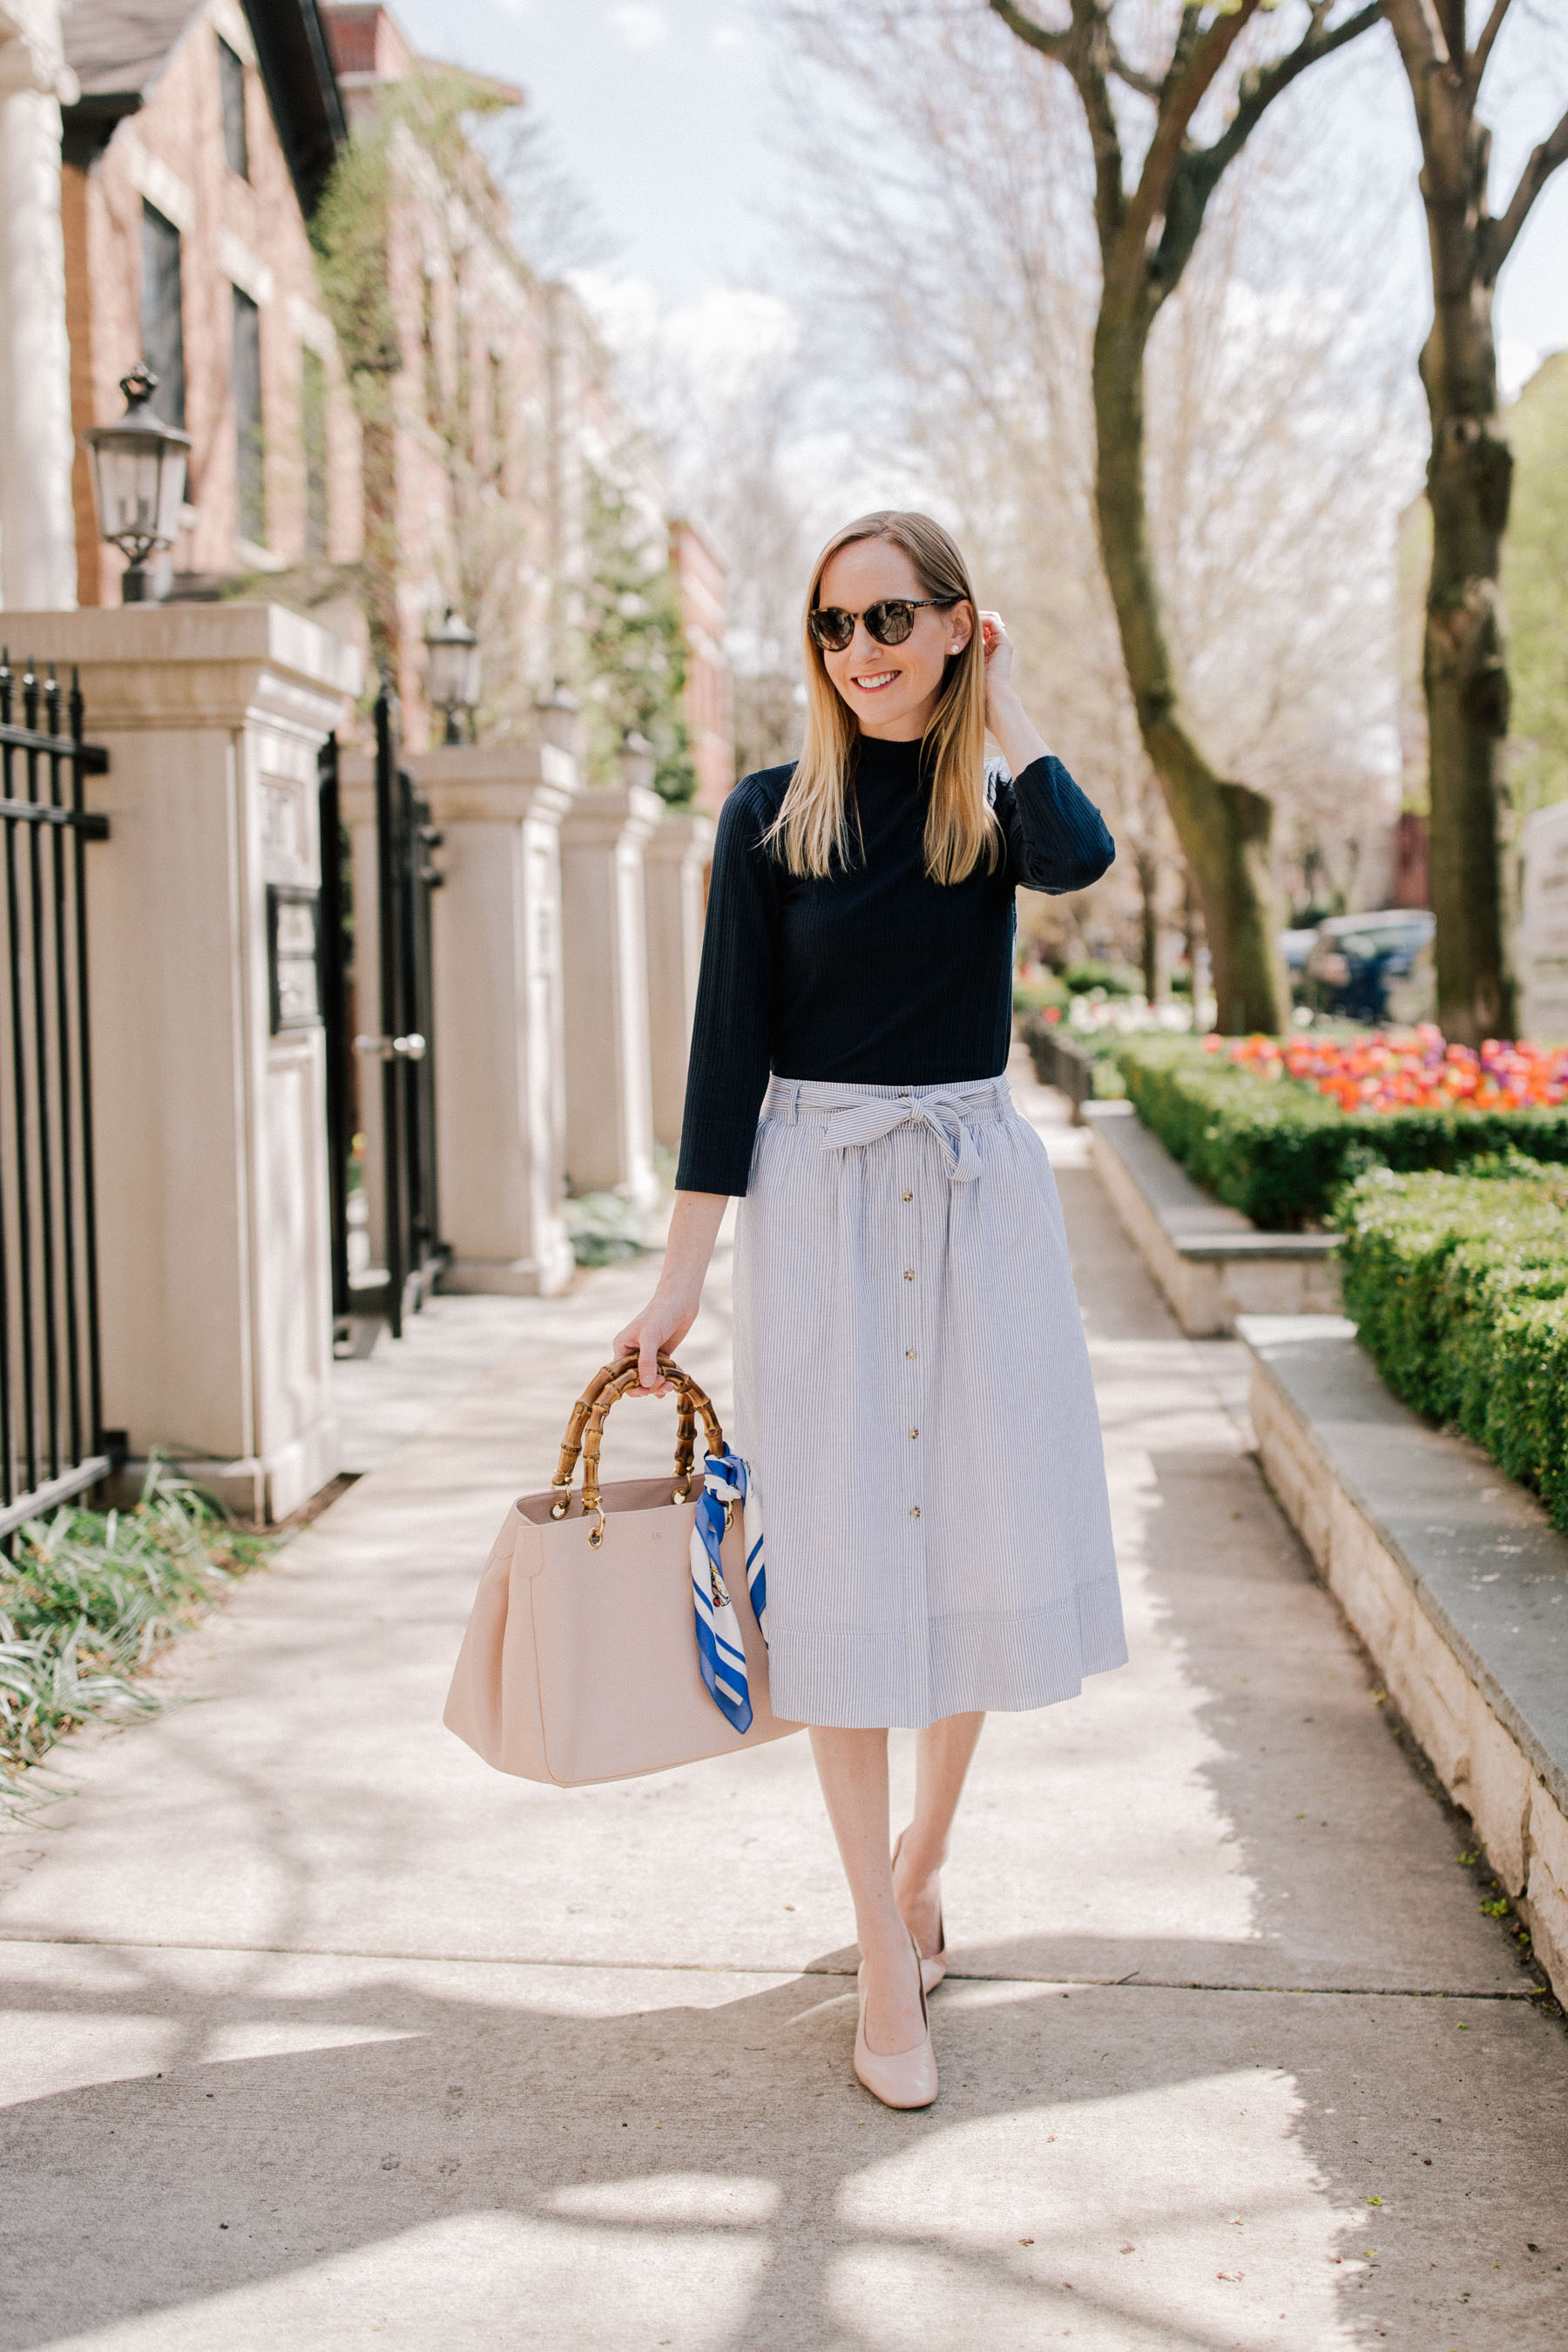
[808,597,958,652]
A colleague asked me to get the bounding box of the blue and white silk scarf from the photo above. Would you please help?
[690,1449,767,1733]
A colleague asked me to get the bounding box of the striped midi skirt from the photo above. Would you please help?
[732,1072,1126,1731]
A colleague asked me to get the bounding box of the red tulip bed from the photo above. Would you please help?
[1207,1025,1568,1114]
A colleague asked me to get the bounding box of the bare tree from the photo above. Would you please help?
[781,3,1418,997]
[1382,0,1568,1043]
[591,294,822,780]
[978,0,1398,1031]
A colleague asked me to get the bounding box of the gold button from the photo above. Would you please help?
[909,1427,919,1440]
[909,1505,921,1518]
[902,1268,914,1281]
[905,1348,917,1360]
[902,1190,913,1202]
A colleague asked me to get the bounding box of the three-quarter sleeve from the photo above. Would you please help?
[674,781,780,1195]
[998,755,1115,893]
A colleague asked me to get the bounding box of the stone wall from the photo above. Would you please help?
[1242,1315,1568,2006]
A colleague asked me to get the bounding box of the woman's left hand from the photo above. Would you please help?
[979,610,1014,723]
[977,611,1052,774]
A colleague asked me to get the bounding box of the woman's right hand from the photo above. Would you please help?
[613,1288,699,1397]
[612,1190,729,1395]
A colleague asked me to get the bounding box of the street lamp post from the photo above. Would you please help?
[424,608,481,744]
[79,366,191,605]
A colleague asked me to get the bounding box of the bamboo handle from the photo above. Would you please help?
[550,1353,638,1495]
[548,1355,726,1542]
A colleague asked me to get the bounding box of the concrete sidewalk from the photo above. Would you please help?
[2,1074,1565,2350]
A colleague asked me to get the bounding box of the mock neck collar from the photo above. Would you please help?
[853,730,928,779]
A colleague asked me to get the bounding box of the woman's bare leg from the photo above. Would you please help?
[809,1727,927,2056]
[892,1712,985,1962]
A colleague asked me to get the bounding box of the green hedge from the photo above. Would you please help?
[1012,974,1070,1017]
[1339,1166,1568,1533]
[1116,1036,1568,1229]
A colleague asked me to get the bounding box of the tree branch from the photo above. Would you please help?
[1106,34,1163,102]
[985,0,1071,65]
[1133,0,1262,232]
[1435,0,1466,66]
[1484,98,1568,277]
[1196,1,1388,197]
[1137,0,1384,306]
[990,1,1130,255]
[1469,0,1513,94]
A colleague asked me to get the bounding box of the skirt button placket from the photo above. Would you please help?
[899,1123,923,1536]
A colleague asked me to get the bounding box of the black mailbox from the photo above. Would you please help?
[267,883,322,1034]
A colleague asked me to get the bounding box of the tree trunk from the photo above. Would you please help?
[1092,306,1287,1033]
[1135,845,1159,1002]
[1415,164,1515,1043]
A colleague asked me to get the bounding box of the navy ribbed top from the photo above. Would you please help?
[674,733,1114,1196]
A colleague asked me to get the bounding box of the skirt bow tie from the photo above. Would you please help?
[818,1090,984,1182]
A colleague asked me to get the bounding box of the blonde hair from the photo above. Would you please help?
[767,510,996,884]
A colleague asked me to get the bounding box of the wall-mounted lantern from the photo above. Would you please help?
[424,607,481,743]
[80,365,192,605]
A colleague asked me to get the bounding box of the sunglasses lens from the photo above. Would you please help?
[866,602,916,645]
[810,607,854,651]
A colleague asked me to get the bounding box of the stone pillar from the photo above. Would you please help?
[644,807,713,1151]
[558,734,662,1203]
[341,740,578,1297]
[0,3,78,610]
[4,605,361,1517]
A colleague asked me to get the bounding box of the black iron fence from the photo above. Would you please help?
[0,656,114,1537]
[1018,1013,1099,1121]
[318,690,445,1343]
[368,689,445,1334]
[316,732,353,1328]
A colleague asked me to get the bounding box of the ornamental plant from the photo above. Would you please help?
[0,1463,274,1815]
[1208,1025,1568,1114]
[1116,1033,1568,1229]
[1338,1164,1568,1534]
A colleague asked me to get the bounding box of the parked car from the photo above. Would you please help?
[1303,910,1436,1024]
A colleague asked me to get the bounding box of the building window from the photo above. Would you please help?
[218,37,249,179]
[301,347,328,560]
[139,202,186,429]
[232,287,265,545]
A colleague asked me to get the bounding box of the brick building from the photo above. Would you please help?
[319,2,611,744]
[55,0,728,765]
[61,0,363,609]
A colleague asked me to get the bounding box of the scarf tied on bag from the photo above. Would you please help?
[690,1449,767,1732]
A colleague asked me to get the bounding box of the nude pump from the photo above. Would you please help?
[855,1930,939,2110]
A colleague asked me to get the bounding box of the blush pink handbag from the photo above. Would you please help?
[443,1354,798,1787]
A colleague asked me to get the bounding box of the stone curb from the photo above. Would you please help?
[1084,1100,1341,1335]
[1239,1312,1568,2007]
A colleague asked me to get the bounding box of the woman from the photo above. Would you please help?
[616,510,1125,2109]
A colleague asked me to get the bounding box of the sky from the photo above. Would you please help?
[388,0,1566,392]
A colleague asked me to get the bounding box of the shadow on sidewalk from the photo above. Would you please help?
[2,1929,1564,2351]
